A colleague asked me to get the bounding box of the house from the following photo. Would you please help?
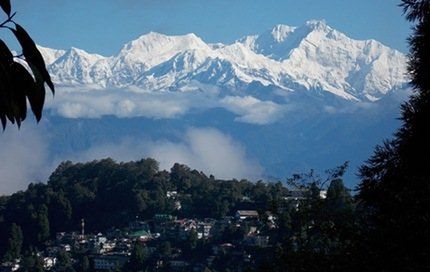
[0,262,20,272]
[197,222,213,239]
[319,190,327,199]
[129,229,151,242]
[235,210,259,220]
[43,257,56,270]
[113,239,132,253]
[283,190,307,211]
[265,211,278,229]
[92,254,129,271]
[174,200,182,210]
[129,221,150,231]
[60,244,71,252]
[169,260,189,270]
[177,219,198,240]
[166,191,178,198]
[243,235,269,247]
[154,214,175,222]
[284,190,307,201]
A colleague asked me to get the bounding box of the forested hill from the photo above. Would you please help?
[0,158,288,247]
[0,158,358,270]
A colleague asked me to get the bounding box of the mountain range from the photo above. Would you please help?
[39,20,407,102]
[1,20,411,194]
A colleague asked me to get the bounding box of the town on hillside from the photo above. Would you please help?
[0,189,327,272]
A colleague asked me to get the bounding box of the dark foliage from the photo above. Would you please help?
[357,0,430,270]
[0,1,54,129]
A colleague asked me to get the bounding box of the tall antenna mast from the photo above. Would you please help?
[81,218,85,236]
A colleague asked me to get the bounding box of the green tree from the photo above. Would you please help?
[326,179,353,217]
[35,205,50,244]
[187,229,198,251]
[49,193,72,232]
[127,242,148,272]
[81,256,90,272]
[0,0,54,129]
[159,241,172,257]
[3,223,23,262]
[357,1,430,270]
[19,249,43,272]
[56,250,74,272]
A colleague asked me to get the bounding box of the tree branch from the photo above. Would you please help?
[0,12,16,28]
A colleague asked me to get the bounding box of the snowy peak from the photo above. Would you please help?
[107,32,212,86]
[49,47,107,85]
[304,19,330,31]
[239,20,336,60]
[41,21,408,102]
[117,32,210,67]
[37,45,66,65]
[270,24,297,43]
[237,21,407,100]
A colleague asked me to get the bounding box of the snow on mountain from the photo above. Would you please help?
[239,20,407,100]
[49,47,107,85]
[37,45,66,65]
[109,32,212,87]
[40,20,408,102]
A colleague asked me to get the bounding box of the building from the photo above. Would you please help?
[243,235,269,247]
[0,262,20,272]
[129,230,151,242]
[235,210,259,220]
[197,222,213,239]
[92,254,129,271]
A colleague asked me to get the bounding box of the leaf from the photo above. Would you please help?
[25,63,46,122]
[0,0,11,17]
[11,24,55,94]
[0,39,13,63]
[10,62,35,123]
[0,114,6,130]
[0,60,14,125]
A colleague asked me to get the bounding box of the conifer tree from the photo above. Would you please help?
[357,0,430,270]
[3,223,23,262]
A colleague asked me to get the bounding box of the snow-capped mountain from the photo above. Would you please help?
[40,20,408,102]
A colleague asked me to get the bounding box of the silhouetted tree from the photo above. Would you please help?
[357,0,430,270]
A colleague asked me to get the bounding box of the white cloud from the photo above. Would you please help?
[47,89,197,119]
[220,95,285,124]
[73,127,262,180]
[45,86,285,125]
[0,125,50,195]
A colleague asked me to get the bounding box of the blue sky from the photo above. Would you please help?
[4,0,410,55]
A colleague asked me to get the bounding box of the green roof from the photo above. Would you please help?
[129,230,150,238]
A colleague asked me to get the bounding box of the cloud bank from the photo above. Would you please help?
[1,126,262,195]
[220,96,285,124]
[45,86,285,125]
[73,127,262,180]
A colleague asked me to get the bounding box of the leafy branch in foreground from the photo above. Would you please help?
[0,0,54,129]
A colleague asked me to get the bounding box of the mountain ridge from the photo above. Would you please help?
[39,20,408,102]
